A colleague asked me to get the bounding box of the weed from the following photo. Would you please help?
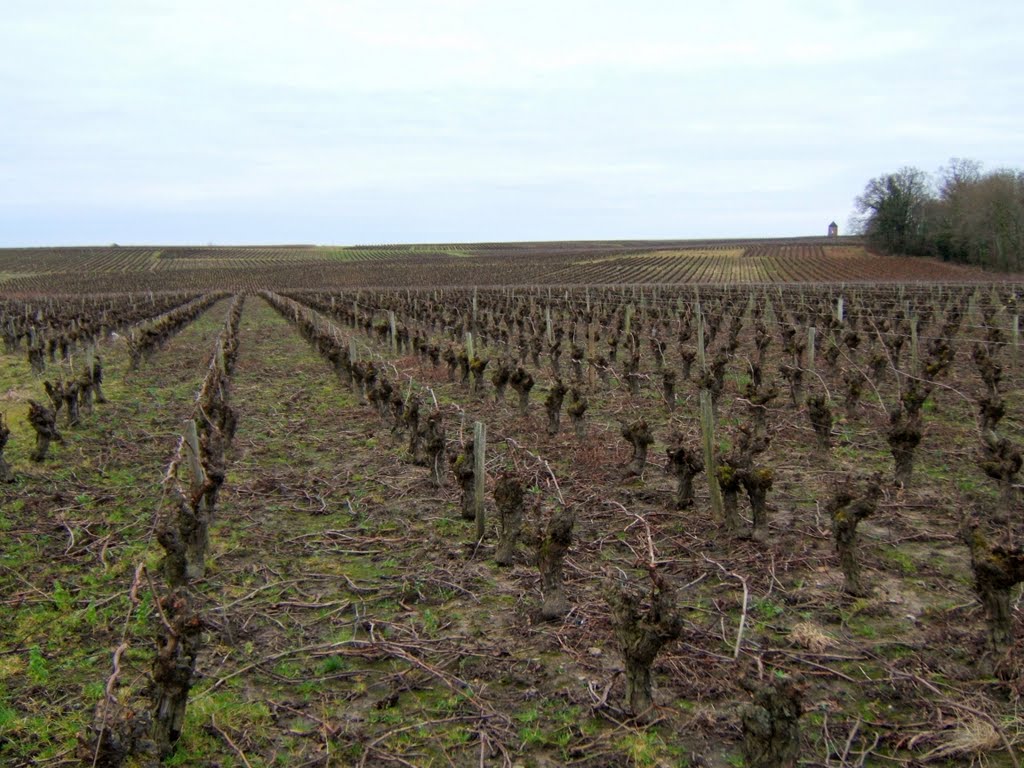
[514,707,540,725]
[274,660,303,679]
[728,372,752,390]
[82,681,105,701]
[616,731,688,768]
[885,548,917,575]
[319,655,350,674]
[52,580,73,612]
[752,597,784,620]
[132,590,153,636]
[432,517,461,536]
[519,725,546,747]
[190,689,272,732]
[850,621,879,639]
[420,608,440,635]
[0,700,17,731]
[27,646,48,684]
[368,708,403,726]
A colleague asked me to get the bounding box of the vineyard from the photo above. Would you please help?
[0,238,999,295]
[2,241,1024,767]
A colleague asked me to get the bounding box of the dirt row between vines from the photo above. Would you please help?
[1,299,233,762]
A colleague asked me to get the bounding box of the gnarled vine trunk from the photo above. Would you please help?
[494,474,525,567]
[544,380,567,436]
[27,399,63,462]
[150,590,203,758]
[423,410,446,487]
[609,570,681,721]
[665,435,703,510]
[0,414,14,483]
[828,476,882,597]
[622,419,653,477]
[744,468,774,542]
[537,506,574,620]
[740,674,804,768]
[964,523,1024,675]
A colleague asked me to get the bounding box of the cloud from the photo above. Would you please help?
[2,1,1023,244]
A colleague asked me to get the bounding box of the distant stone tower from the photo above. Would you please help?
[827,221,838,238]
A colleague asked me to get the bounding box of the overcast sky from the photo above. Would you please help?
[2,1,1022,246]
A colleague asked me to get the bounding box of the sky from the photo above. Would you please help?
[2,1,1022,246]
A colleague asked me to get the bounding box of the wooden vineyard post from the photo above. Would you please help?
[587,322,596,387]
[183,419,206,500]
[695,301,706,370]
[545,307,553,345]
[701,389,724,520]
[388,311,398,355]
[474,421,486,542]
[153,418,212,585]
[763,292,776,329]
[1013,315,1020,361]
[214,339,225,375]
[348,338,360,396]
[836,296,845,324]
[807,327,816,373]
[910,316,919,373]
[695,310,723,519]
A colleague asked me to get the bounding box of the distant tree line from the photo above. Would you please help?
[852,159,1024,271]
